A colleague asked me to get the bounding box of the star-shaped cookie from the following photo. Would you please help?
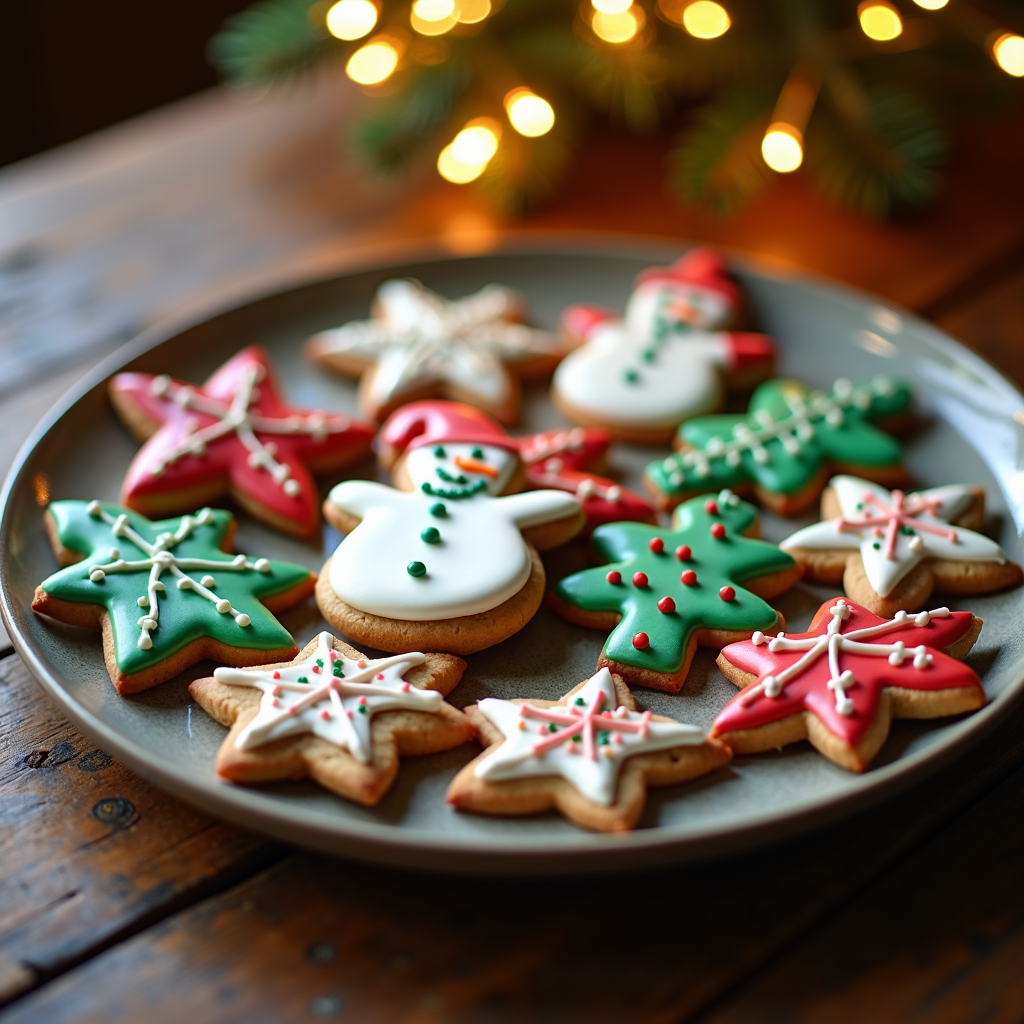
[109,346,376,540]
[552,490,802,692]
[711,597,984,771]
[447,667,730,832]
[780,476,1022,615]
[32,501,315,694]
[645,376,912,515]
[304,278,569,425]
[190,631,471,806]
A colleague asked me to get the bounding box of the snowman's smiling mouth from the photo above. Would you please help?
[418,444,501,499]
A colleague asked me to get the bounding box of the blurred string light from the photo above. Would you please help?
[412,0,457,35]
[760,70,819,173]
[911,0,948,8]
[504,88,556,136]
[325,0,378,40]
[346,36,400,84]
[992,32,1024,76]
[455,0,491,23]
[438,118,502,183]
[592,0,633,13]
[858,1,903,41]
[592,5,643,43]
[682,1,730,39]
[761,125,803,172]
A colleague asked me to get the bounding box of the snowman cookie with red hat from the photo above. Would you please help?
[552,248,776,444]
[318,401,586,656]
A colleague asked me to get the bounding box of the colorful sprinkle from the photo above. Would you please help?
[632,631,650,650]
[675,545,692,561]
[657,596,676,614]
[710,522,726,539]
[704,499,720,515]
[433,445,446,458]
[407,560,427,577]
[648,537,665,554]
[681,570,698,586]
[632,572,648,588]
[420,526,441,544]
[429,502,448,518]
[719,585,736,601]
[606,570,622,585]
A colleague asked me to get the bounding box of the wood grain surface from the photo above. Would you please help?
[1,66,1023,1021]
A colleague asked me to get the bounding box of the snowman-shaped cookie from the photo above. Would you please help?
[319,401,585,655]
[552,248,776,444]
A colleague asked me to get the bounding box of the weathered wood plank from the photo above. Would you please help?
[0,655,281,1005]
[4,707,1019,1022]
[701,766,1024,1024]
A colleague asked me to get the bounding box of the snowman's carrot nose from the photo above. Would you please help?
[454,455,499,478]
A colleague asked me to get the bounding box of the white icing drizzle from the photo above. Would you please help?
[83,501,271,650]
[148,362,349,497]
[658,377,895,484]
[215,632,437,763]
[741,599,951,716]
[311,279,561,409]
[781,476,1007,597]
[474,667,705,805]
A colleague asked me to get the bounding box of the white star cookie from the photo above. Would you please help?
[781,475,1021,615]
[304,279,568,424]
[447,668,730,832]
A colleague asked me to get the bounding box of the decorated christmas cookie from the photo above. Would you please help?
[781,477,1022,616]
[304,278,569,426]
[189,631,472,806]
[552,248,776,444]
[319,401,585,656]
[551,490,802,692]
[712,597,984,771]
[645,376,912,516]
[32,501,316,694]
[516,426,656,531]
[447,667,730,832]
[109,346,376,540]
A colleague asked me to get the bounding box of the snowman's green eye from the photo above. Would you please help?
[433,446,446,458]
[471,447,484,460]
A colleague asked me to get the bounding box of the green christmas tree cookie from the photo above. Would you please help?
[552,491,802,693]
[33,500,316,694]
[645,377,911,516]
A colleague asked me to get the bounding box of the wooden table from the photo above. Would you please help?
[1,69,1022,1022]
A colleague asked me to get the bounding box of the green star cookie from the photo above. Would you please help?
[553,491,800,692]
[33,500,315,694]
[645,377,911,515]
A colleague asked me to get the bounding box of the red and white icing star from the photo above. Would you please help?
[110,347,375,539]
[516,426,656,529]
[712,598,982,750]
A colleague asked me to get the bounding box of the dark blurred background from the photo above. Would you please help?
[0,1,250,167]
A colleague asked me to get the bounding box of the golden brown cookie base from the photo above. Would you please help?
[447,673,731,832]
[315,546,548,656]
[190,635,472,806]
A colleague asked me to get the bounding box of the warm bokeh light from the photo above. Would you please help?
[858,1,903,41]
[411,0,457,34]
[993,32,1024,76]
[438,146,487,183]
[761,124,804,173]
[325,0,378,40]
[345,38,399,84]
[504,88,556,137]
[911,0,948,8]
[450,120,501,165]
[455,0,492,23]
[681,1,731,39]
[592,8,642,42]
[592,0,633,14]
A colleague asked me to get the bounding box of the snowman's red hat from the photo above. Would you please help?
[380,400,519,458]
[634,247,742,305]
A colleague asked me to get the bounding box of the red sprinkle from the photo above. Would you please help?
[376,673,384,680]
[606,570,622,585]
[675,545,692,562]
[648,537,665,554]
[272,671,281,680]
[710,522,727,539]
[632,572,648,588]
[657,596,676,614]
[704,499,720,515]
[311,664,320,674]
[719,585,736,601]
[632,631,650,650]
[681,570,698,586]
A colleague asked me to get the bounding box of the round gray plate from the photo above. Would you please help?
[4,237,1024,875]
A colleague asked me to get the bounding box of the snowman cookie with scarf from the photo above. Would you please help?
[319,401,585,655]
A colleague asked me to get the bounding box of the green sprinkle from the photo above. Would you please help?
[872,542,881,550]
[548,723,557,732]
[902,526,915,535]
[575,697,585,706]
[471,447,484,459]
[571,733,581,742]
[433,445,446,458]
[429,502,448,518]
[420,526,441,544]
[623,368,640,384]
[357,705,367,714]
[640,349,656,364]
[333,663,343,677]
[599,731,610,745]
[316,659,324,668]
[407,561,427,577]
[297,675,308,684]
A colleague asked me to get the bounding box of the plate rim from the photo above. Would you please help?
[4,231,1024,874]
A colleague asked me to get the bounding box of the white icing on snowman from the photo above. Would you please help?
[327,441,580,620]
[781,476,1007,597]
[474,668,706,805]
[553,279,738,429]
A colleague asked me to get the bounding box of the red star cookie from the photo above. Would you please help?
[109,347,376,540]
[711,597,984,771]
[516,426,657,531]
